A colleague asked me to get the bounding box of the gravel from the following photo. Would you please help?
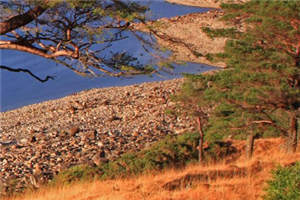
[0,78,196,195]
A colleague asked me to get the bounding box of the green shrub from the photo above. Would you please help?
[263,162,300,200]
[100,133,200,179]
[51,165,100,185]
[52,133,200,184]
[205,141,237,163]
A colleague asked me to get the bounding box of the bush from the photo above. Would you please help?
[52,133,200,184]
[100,132,200,179]
[205,141,238,163]
[51,165,100,185]
[263,162,300,200]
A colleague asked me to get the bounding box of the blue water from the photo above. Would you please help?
[0,1,213,112]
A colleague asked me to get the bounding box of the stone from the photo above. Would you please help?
[86,130,97,140]
[68,126,80,136]
[31,136,37,143]
[132,131,139,137]
[97,141,104,148]
[19,138,29,145]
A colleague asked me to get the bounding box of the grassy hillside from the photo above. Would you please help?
[5,137,300,200]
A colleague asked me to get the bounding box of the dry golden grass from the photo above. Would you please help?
[5,138,300,200]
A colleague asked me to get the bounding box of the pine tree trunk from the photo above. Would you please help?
[287,112,298,153]
[196,116,204,164]
[295,45,300,67]
[246,134,255,159]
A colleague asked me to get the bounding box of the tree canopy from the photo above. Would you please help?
[0,0,165,82]
[175,0,300,153]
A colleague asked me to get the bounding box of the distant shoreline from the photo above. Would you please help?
[166,0,221,8]
[1,62,216,113]
[132,9,228,67]
[166,0,249,8]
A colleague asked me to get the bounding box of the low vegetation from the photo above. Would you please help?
[5,137,300,200]
[264,162,300,200]
[52,132,237,185]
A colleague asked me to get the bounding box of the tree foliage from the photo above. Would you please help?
[175,0,300,152]
[263,162,300,200]
[172,73,214,162]
[0,0,167,81]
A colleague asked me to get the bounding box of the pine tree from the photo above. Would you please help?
[173,73,214,163]
[176,0,300,158]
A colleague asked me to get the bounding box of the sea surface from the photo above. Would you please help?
[0,0,215,112]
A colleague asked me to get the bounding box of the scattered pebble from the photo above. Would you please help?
[0,78,196,194]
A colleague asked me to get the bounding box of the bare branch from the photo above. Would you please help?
[0,65,54,82]
[251,120,273,124]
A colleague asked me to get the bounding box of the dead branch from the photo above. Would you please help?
[0,65,54,82]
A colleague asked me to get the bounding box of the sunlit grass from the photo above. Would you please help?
[5,138,300,200]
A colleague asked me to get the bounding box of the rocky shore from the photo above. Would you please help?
[132,9,229,67]
[0,78,197,195]
[166,0,249,8]
[131,0,247,68]
[167,0,222,8]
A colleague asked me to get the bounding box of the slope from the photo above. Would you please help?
[6,137,300,200]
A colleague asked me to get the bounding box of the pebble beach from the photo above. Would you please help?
[0,78,196,194]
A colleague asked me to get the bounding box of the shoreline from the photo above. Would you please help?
[166,0,221,8]
[166,0,249,8]
[0,78,179,114]
[131,9,229,68]
[132,0,247,68]
[2,61,219,113]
